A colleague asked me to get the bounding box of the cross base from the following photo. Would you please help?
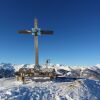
[34,65,42,70]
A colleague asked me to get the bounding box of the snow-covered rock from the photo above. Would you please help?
[0,63,100,81]
[0,63,15,78]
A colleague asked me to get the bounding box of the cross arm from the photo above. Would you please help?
[40,30,53,35]
[17,30,32,34]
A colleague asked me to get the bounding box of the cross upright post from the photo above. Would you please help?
[34,19,39,68]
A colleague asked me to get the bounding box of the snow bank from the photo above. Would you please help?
[0,79,100,100]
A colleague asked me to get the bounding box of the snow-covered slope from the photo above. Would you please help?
[0,63,100,100]
[0,63,15,78]
[0,78,100,100]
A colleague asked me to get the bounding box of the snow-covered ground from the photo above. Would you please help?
[0,78,100,100]
[0,63,100,100]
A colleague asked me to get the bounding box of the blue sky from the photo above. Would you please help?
[0,0,100,65]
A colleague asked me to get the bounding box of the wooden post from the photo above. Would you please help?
[34,19,39,67]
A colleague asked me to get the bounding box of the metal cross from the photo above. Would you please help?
[17,19,53,69]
